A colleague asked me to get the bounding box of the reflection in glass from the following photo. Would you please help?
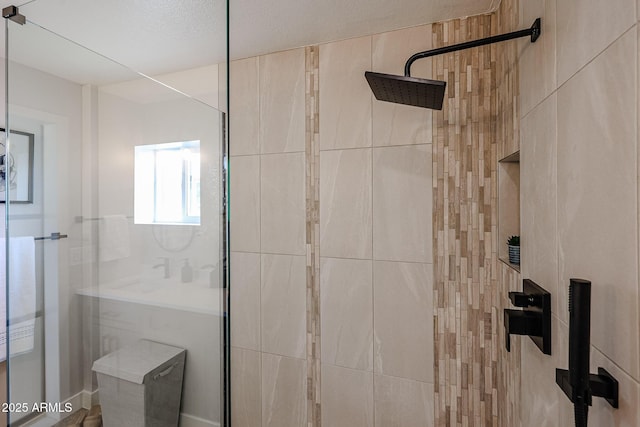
[134,140,201,225]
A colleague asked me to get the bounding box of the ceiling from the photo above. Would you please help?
[0,0,498,82]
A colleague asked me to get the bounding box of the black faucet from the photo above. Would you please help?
[503,279,551,354]
[153,257,171,279]
[556,279,619,427]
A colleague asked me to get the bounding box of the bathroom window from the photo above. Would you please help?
[134,140,200,225]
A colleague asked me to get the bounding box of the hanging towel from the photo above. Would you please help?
[0,236,36,361]
[99,214,131,262]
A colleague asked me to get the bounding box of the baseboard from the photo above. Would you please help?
[180,413,220,427]
[85,390,219,427]
[80,388,99,409]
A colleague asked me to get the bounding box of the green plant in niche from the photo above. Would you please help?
[507,235,520,246]
[507,235,520,265]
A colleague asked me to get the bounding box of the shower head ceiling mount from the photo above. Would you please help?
[366,18,541,110]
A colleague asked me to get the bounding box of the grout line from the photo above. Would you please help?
[369,33,376,427]
[636,30,640,383]
[556,24,637,94]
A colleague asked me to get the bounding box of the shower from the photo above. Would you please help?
[365,18,541,110]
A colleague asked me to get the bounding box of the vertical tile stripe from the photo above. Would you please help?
[432,14,497,426]
[432,0,521,422]
[305,45,321,427]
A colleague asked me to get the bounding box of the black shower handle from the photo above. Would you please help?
[568,279,592,406]
[556,278,620,426]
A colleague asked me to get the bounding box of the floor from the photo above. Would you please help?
[21,406,101,427]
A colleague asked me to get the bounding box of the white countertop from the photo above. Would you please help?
[77,276,224,315]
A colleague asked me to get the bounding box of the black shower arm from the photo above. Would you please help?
[404,18,541,77]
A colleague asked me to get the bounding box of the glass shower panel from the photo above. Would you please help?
[4,6,227,426]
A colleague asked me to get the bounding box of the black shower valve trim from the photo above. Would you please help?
[503,279,551,355]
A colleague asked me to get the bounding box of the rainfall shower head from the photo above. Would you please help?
[365,18,541,110]
[365,72,446,110]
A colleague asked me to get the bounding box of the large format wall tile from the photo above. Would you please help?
[373,144,431,263]
[260,152,306,255]
[320,257,373,371]
[321,364,374,427]
[520,316,572,427]
[261,353,307,427]
[556,0,635,85]
[374,374,433,427]
[231,252,260,350]
[230,155,260,253]
[231,347,261,427]
[518,0,556,117]
[520,94,558,315]
[320,149,372,259]
[230,57,259,155]
[523,317,640,427]
[557,28,639,380]
[589,346,640,427]
[319,36,372,150]
[372,25,432,147]
[261,254,306,358]
[259,48,306,154]
[373,261,433,382]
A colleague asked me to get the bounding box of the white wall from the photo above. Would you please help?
[0,47,226,426]
[2,60,84,413]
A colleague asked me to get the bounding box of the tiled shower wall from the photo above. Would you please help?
[230,26,434,427]
[431,0,522,424]
[517,0,640,425]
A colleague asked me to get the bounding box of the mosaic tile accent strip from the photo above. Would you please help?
[305,45,321,427]
[494,1,522,426]
[431,13,497,427]
[432,0,521,425]
[495,0,521,160]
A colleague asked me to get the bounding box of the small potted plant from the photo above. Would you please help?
[507,235,520,265]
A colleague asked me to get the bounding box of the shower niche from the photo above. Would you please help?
[498,151,520,271]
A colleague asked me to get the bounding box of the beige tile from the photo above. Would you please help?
[231,347,261,427]
[374,374,433,427]
[373,261,433,383]
[556,0,635,85]
[524,319,640,427]
[498,161,520,261]
[520,94,558,315]
[218,61,227,112]
[373,144,431,263]
[319,36,372,150]
[520,315,573,427]
[322,364,374,427]
[260,152,306,255]
[557,28,639,379]
[518,0,557,117]
[372,25,432,147]
[320,149,372,259]
[231,252,260,350]
[320,257,373,371]
[230,155,260,253]
[259,48,305,154]
[261,254,306,358]
[230,57,259,155]
[261,353,306,427]
[590,346,640,427]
